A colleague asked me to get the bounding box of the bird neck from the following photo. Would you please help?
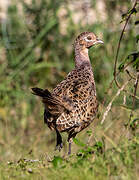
[74,45,91,68]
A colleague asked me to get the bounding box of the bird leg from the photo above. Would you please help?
[55,129,63,152]
[68,138,73,155]
[67,132,77,155]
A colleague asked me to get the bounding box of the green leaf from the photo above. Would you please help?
[127,52,139,69]
[120,8,137,23]
[95,141,103,148]
[86,130,92,136]
[130,7,137,15]
[118,63,125,72]
[52,156,63,168]
[118,52,139,71]
[130,118,139,130]
[122,13,127,20]
[136,34,139,43]
[73,138,86,147]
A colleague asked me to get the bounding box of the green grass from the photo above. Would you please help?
[0,131,138,180]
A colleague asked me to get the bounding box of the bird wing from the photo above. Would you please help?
[51,66,96,130]
[31,87,74,118]
[52,67,89,101]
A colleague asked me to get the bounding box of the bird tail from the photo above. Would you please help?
[31,87,64,117]
[31,87,74,117]
[31,87,51,98]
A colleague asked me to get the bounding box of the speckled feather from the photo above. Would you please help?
[32,31,103,153]
[52,64,98,133]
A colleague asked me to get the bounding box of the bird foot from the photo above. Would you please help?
[55,143,63,152]
[68,149,71,155]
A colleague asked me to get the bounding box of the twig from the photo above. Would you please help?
[124,90,139,100]
[101,79,131,124]
[107,59,139,100]
[125,69,136,80]
[123,94,126,105]
[102,132,121,153]
[129,70,139,122]
[132,70,139,110]
[113,0,138,88]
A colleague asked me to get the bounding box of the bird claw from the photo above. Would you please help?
[55,143,63,152]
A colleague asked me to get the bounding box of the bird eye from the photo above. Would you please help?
[87,36,92,40]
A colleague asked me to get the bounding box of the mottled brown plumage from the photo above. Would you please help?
[32,32,103,154]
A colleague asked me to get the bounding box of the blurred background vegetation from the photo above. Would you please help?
[0,0,138,179]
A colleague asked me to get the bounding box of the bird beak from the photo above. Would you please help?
[96,38,104,44]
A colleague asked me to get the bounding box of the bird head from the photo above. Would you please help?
[75,32,103,49]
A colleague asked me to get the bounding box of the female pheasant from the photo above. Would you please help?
[32,32,103,154]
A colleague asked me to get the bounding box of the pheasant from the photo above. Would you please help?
[32,32,103,154]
